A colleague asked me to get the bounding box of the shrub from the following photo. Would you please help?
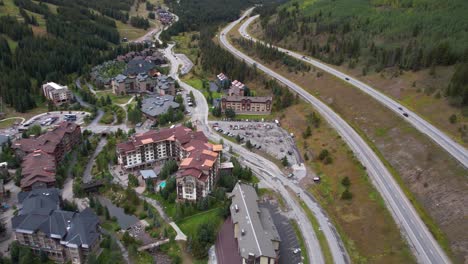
[341,189,353,200]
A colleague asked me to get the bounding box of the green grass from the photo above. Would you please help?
[177,208,223,237]
[171,32,199,63]
[184,77,222,105]
[257,188,286,210]
[115,20,147,41]
[290,219,309,264]
[32,0,58,14]
[96,90,133,105]
[0,118,20,129]
[0,0,20,17]
[350,123,454,258]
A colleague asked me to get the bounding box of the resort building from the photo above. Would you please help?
[116,126,223,201]
[13,122,81,190]
[12,188,101,264]
[141,95,180,120]
[216,183,280,264]
[220,96,273,115]
[42,82,73,106]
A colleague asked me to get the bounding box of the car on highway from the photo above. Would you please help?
[345,77,350,81]
[398,107,403,110]
[403,113,409,117]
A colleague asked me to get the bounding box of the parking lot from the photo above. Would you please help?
[259,201,304,264]
[21,111,90,131]
[211,121,301,166]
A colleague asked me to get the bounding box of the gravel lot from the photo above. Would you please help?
[211,121,302,166]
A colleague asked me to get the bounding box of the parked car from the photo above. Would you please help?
[293,248,301,254]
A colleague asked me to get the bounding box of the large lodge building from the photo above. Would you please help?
[116,126,223,201]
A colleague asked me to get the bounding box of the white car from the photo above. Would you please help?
[293,248,301,254]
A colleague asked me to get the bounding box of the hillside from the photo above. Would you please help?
[256,0,468,108]
[0,0,151,113]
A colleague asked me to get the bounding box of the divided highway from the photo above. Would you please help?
[220,8,451,264]
[162,43,351,264]
[240,15,468,168]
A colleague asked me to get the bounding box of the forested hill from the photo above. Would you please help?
[257,0,468,106]
[0,0,140,112]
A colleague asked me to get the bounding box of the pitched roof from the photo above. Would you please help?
[12,189,100,248]
[62,208,100,248]
[229,183,279,259]
[141,95,180,117]
[13,122,79,155]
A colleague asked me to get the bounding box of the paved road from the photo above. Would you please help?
[83,138,107,183]
[161,42,338,264]
[221,8,450,264]
[239,15,468,168]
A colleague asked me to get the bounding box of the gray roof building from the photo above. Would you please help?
[156,75,175,91]
[12,188,100,249]
[229,183,280,261]
[141,95,180,118]
[124,58,156,76]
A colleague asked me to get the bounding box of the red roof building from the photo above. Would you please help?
[116,126,222,202]
[13,122,81,190]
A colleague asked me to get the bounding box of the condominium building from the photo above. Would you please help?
[216,183,280,264]
[12,188,100,264]
[221,96,273,115]
[116,126,222,201]
[13,122,81,190]
[42,82,73,106]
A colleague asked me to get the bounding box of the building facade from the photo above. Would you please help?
[13,122,81,190]
[221,96,273,115]
[116,126,222,201]
[12,189,100,264]
[42,82,73,106]
[111,73,175,96]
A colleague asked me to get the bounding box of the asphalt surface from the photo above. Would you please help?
[221,8,451,264]
[240,15,468,169]
[161,41,343,264]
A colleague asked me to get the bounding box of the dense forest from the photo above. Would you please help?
[0,0,140,112]
[162,0,295,110]
[257,0,468,106]
[233,37,311,73]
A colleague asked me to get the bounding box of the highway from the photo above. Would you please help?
[161,42,352,264]
[239,14,468,168]
[220,8,451,264]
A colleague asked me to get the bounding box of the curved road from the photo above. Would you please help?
[161,43,350,264]
[240,15,468,168]
[221,8,450,264]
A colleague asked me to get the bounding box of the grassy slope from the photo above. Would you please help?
[253,0,468,145]
[242,19,468,261]
[227,21,418,263]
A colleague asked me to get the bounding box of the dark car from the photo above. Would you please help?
[398,107,403,110]
[403,113,409,117]
[345,77,350,81]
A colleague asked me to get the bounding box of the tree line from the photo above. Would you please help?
[257,0,468,106]
[0,0,146,112]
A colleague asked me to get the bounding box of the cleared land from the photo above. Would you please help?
[232,21,468,261]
